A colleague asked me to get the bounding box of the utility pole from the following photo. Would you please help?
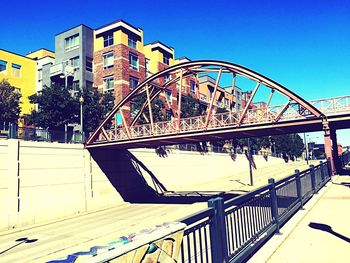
[248,138,253,186]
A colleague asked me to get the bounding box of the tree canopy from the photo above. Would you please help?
[28,84,113,132]
[0,79,21,123]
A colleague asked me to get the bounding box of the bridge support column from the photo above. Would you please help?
[324,128,342,175]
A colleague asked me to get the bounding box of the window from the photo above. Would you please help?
[38,69,42,81]
[145,59,151,77]
[165,90,172,102]
[163,56,169,65]
[130,102,139,118]
[103,52,114,69]
[128,35,137,49]
[190,80,196,94]
[12,63,21,78]
[103,76,114,92]
[86,81,93,89]
[70,56,80,67]
[129,76,138,91]
[224,98,229,106]
[104,32,114,47]
[164,74,171,83]
[86,57,93,72]
[72,80,80,92]
[166,110,172,121]
[129,52,138,71]
[0,60,7,73]
[65,34,79,51]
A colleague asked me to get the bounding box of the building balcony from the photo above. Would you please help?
[50,64,75,79]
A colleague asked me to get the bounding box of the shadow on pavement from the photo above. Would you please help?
[89,148,239,204]
[0,237,38,255]
[309,222,350,243]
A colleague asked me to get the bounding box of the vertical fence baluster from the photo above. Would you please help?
[268,178,281,234]
[310,164,316,194]
[295,169,304,210]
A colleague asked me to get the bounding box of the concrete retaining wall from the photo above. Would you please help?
[0,140,283,231]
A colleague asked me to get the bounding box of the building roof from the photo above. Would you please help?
[55,24,93,36]
[26,48,54,56]
[95,19,142,32]
[0,49,35,61]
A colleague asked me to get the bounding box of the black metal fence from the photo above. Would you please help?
[341,151,350,167]
[179,160,332,263]
[0,123,84,143]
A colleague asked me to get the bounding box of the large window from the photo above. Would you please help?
[38,69,42,81]
[163,56,170,65]
[12,63,21,78]
[128,35,137,49]
[129,52,138,71]
[224,98,229,106]
[190,80,196,94]
[70,56,80,67]
[165,90,172,102]
[103,76,114,92]
[104,32,114,47]
[129,76,139,91]
[0,60,7,73]
[65,34,79,51]
[103,52,114,69]
[86,57,93,72]
[164,74,171,83]
[145,58,151,77]
[72,80,80,92]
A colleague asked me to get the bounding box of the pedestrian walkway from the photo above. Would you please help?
[250,175,350,263]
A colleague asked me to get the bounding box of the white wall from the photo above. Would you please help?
[0,140,284,231]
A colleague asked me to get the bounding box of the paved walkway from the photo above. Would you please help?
[251,175,350,263]
[0,159,313,262]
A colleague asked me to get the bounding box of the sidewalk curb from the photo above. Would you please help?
[248,176,337,263]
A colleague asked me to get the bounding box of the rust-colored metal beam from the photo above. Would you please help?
[238,82,260,125]
[101,127,110,142]
[274,100,291,122]
[177,70,183,131]
[204,68,223,128]
[119,109,131,138]
[146,85,154,134]
[266,89,275,108]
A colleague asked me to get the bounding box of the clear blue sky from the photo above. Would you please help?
[2,0,350,144]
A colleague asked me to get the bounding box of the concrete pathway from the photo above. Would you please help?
[0,159,315,262]
[251,175,350,263]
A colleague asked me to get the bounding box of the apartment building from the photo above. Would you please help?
[0,49,36,115]
[48,24,94,94]
[26,48,55,92]
[198,75,236,113]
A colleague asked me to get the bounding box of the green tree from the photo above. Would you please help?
[77,87,115,133]
[180,95,201,118]
[27,83,78,129]
[132,94,166,124]
[0,79,21,123]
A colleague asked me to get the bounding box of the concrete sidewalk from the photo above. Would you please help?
[250,175,350,263]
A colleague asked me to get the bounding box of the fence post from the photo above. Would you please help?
[310,164,316,194]
[294,169,304,210]
[326,158,332,177]
[268,178,281,234]
[208,197,228,263]
[319,161,325,183]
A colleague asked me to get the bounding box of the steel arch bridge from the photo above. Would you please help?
[86,60,350,150]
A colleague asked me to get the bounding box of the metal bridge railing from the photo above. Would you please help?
[178,160,332,263]
[101,95,350,143]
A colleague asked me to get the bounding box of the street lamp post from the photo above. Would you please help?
[79,96,84,142]
[304,133,309,165]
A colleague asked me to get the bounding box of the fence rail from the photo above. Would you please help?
[179,160,332,263]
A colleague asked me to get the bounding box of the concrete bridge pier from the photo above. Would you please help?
[324,128,345,175]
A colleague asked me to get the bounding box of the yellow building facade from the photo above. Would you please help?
[0,49,36,116]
